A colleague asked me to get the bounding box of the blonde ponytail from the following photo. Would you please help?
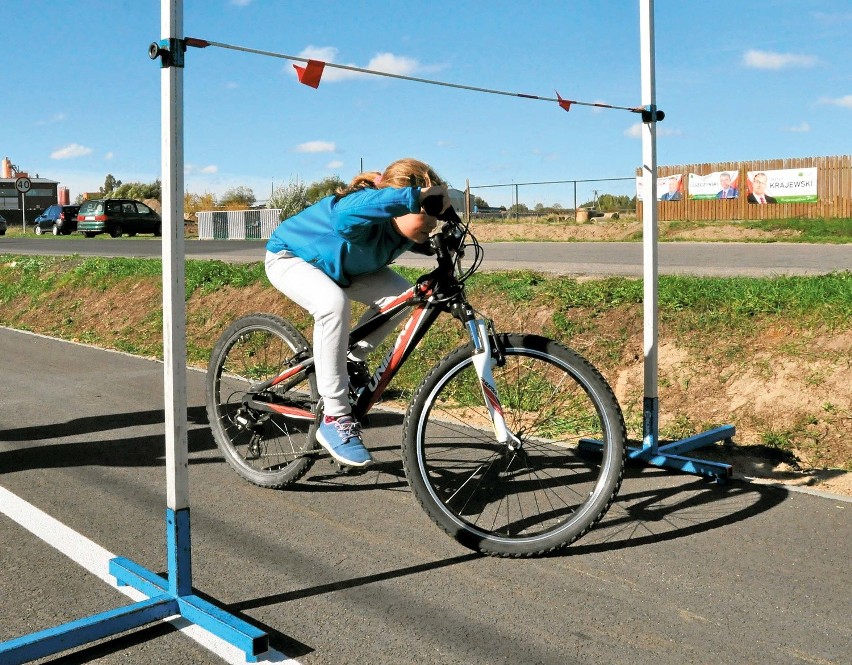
[336,158,445,199]
[336,171,382,197]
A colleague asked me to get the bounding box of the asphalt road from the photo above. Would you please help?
[1,328,850,664]
[2,236,851,276]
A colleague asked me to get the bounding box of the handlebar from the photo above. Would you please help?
[421,194,462,224]
[413,193,483,286]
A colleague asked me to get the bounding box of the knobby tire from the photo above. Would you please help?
[206,313,319,488]
[401,333,626,557]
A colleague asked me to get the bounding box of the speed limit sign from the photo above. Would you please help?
[15,177,32,193]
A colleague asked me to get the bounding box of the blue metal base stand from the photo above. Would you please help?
[581,397,736,481]
[0,508,268,664]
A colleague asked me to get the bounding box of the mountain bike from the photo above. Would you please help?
[206,200,626,557]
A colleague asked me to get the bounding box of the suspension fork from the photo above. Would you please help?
[454,304,515,447]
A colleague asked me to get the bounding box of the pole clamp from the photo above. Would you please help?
[641,105,665,123]
[148,38,186,68]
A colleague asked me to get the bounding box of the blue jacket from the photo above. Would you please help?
[267,187,421,286]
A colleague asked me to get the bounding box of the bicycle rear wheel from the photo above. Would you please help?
[207,313,319,488]
[402,333,626,557]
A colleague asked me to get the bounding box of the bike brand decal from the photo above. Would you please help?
[480,379,504,415]
[367,351,393,392]
[366,306,427,396]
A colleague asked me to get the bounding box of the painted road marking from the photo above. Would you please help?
[0,485,297,664]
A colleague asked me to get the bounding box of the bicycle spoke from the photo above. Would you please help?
[207,315,319,488]
[404,334,625,556]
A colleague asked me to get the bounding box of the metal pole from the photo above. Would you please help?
[515,183,519,221]
[640,0,659,451]
[573,181,577,218]
[161,0,191,595]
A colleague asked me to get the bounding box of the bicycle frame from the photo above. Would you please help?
[243,225,512,444]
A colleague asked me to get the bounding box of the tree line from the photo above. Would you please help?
[84,173,635,220]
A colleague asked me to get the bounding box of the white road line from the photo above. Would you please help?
[0,485,297,664]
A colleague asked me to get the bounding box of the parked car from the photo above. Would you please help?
[0,213,7,235]
[33,204,80,235]
[77,199,162,238]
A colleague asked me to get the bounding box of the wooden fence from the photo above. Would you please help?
[637,155,851,221]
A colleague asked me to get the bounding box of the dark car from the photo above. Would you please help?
[0,213,7,235]
[33,204,80,236]
[77,199,162,238]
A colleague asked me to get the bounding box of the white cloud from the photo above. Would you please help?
[230,0,252,6]
[287,46,422,82]
[50,144,93,159]
[225,81,239,89]
[104,152,114,160]
[294,141,336,153]
[185,164,219,174]
[365,52,418,76]
[818,94,852,108]
[784,122,811,133]
[624,123,682,138]
[326,160,344,170]
[36,113,66,126]
[742,49,818,70]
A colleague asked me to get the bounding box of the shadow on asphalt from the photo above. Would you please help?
[225,552,481,658]
[0,405,210,442]
[2,406,791,662]
[0,406,218,473]
[567,466,789,555]
[1,406,790,559]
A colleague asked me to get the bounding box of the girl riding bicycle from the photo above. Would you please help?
[265,158,451,468]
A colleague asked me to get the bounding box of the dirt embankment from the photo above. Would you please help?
[2,262,848,497]
[467,218,803,243]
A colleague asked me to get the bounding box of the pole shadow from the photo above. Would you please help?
[0,407,218,474]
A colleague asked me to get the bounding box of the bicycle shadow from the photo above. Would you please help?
[558,464,790,556]
[0,406,220,474]
[294,422,791,556]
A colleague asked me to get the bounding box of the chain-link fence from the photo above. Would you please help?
[465,176,636,221]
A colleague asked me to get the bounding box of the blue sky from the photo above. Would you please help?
[6,1,852,208]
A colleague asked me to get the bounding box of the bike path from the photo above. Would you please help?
[1,328,849,664]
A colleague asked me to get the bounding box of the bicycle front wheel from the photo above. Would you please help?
[207,313,319,488]
[402,333,626,557]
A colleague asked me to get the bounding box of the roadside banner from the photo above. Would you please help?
[636,174,683,201]
[688,171,740,200]
[746,167,818,203]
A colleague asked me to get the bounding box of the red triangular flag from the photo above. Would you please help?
[293,59,325,88]
[555,91,573,112]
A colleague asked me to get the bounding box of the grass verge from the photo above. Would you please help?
[1,254,849,476]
